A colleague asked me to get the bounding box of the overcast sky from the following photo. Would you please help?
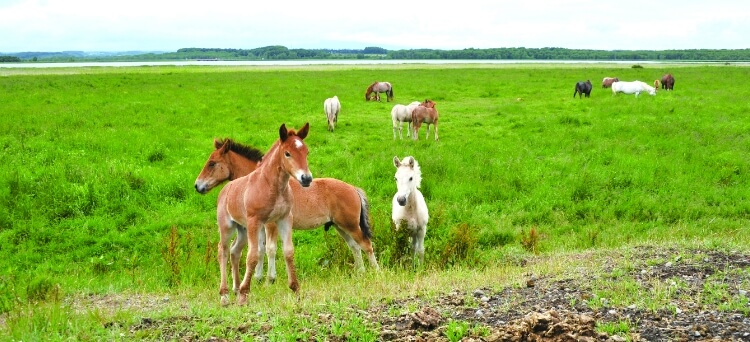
[1,0,748,53]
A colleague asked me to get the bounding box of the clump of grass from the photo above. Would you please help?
[520,226,543,254]
[26,275,60,303]
[440,223,478,265]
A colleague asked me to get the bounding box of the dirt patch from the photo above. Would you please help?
[114,246,750,341]
[370,246,750,341]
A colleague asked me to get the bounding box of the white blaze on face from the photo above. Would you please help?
[295,139,303,149]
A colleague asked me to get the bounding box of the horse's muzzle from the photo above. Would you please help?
[195,182,209,194]
[299,174,313,187]
[397,196,407,206]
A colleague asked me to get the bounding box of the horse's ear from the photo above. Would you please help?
[217,139,230,154]
[297,122,310,140]
[393,156,401,167]
[213,139,223,149]
[279,123,289,142]
[407,157,415,168]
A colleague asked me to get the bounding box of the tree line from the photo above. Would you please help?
[4,46,750,62]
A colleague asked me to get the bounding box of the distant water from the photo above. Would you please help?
[0,59,669,68]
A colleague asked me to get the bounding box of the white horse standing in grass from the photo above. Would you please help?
[324,96,341,132]
[392,156,429,265]
[611,81,656,97]
[391,101,421,139]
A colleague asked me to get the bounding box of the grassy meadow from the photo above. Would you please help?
[1,63,750,340]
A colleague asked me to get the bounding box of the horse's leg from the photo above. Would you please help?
[412,226,426,266]
[264,222,279,284]
[230,225,248,293]
[237,218,262,305]
[277,216,299,294]
[425,124,431,140]
[253,224,266,283]
[217,222,235,306]
[333,226,365,271]
[434,121,438,141]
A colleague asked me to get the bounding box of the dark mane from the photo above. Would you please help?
[215,138,264,162]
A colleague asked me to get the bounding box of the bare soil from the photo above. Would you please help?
[97,246,750,341]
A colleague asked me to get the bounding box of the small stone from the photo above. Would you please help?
[608,309,617,315]
[480,296,490,302]
[739,289,748,297]
[675,307,682,314]
[475,309,483,316]
[628,305,637,309]
[473,289,485,297]
[694,331,701,337]
[665,262,673,267]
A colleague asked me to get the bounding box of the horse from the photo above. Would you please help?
[661,73,675,90]
[574,80,592,98]
[365,81,394,102]
[611,81,656,97]
[391,101,421,139]
[654,80,661,89]
[195,137,379,286]
[411,99,439,141]
[392,156,428,265]
[602,77,619,88]
[323,96,341,132]
[213,123,312,306]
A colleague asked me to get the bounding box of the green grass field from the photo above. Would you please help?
[1,63,749,340]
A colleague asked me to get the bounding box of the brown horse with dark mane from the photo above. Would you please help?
[212,123,312,305]
[195,137,379,293]
[661,74,675,91]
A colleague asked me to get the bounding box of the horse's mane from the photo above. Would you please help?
[215,138,264,162]
[401,156,422,189]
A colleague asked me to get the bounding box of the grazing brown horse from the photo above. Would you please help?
[411,99,439,140]
[661,73,675,90]
[365,81,394,102]
[213,123,312,306]
[602,77,619,88]
[653,80,661,90]
[195,137,379,286]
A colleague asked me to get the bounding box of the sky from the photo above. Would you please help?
[1,0,749,53]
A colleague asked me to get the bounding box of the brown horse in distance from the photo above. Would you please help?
[411,99,439,140]
[195,137,379,287]
[602,77,619,88]
[661,73,675,90]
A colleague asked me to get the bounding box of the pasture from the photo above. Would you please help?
[1,64,750,340]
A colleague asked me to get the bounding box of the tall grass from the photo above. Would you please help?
[1,64,749,337]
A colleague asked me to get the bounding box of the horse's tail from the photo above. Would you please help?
[355,187,373,240]
[388,87,394,100]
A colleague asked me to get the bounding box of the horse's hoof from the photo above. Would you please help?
[237,294,248,306]
[220,295,230,307]
[268,277,276,285]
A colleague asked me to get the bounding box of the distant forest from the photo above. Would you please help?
[4,46,750,62]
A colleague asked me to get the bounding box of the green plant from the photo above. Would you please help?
[444,320,470,342]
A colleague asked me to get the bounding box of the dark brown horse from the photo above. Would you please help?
[574,80,592,98]
[661,74,675,91]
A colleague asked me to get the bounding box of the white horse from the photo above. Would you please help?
[392,156,429,265]
[324,96,341,132]
[391,101,421,139]
[611,81,656,97]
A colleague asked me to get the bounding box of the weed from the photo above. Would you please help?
[440,223,478,265]
[26,275,60,303]
[161,225,182,287]
[520,226,543,254]
[444,320,470,342]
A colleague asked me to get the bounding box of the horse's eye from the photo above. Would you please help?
[285,151,291,158]
[409,177,413,181]
[208,161,216,167]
